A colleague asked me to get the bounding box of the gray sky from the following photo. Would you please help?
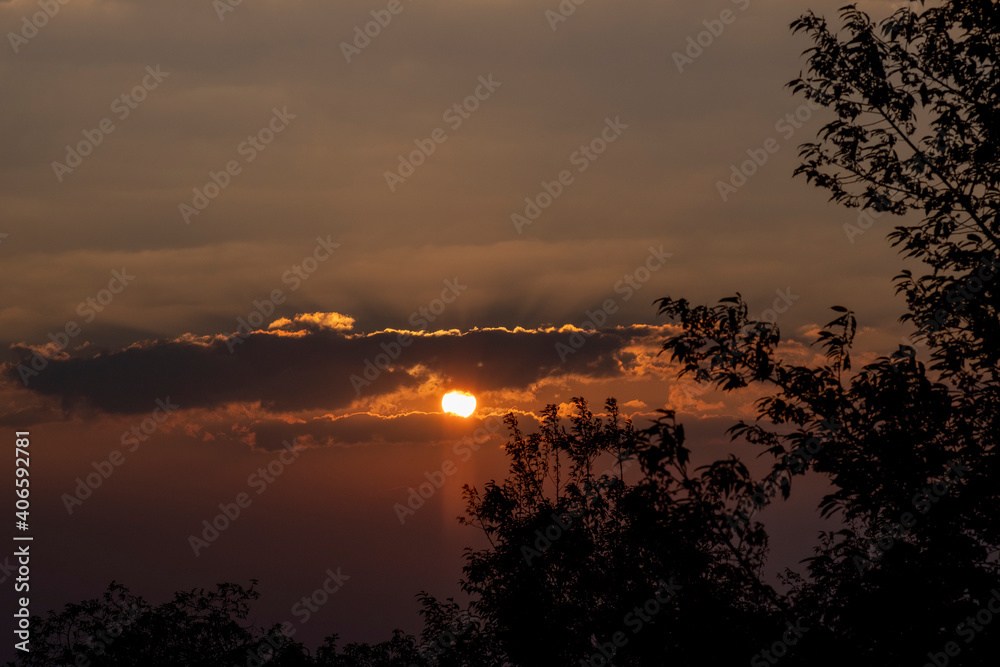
[1,0,912,349]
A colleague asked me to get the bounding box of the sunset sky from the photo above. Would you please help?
[1,0,916,655]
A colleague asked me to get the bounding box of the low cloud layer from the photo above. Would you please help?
[3,312,674,420]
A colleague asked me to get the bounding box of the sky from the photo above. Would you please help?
[1,0,917,656]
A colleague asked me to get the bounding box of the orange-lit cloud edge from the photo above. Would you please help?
[3,311,880,452]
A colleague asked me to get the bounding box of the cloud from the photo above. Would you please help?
[268,311,356,332]
[3,316,674,420]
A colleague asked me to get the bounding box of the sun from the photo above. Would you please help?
[442,391,476,418]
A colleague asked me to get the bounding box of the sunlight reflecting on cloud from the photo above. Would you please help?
[268,312,356,332]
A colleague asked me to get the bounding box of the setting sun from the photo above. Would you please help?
[442,391,476,417]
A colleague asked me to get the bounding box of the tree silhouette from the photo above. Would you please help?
[5,581,438,667]
[790,1,1000,379]
[452,398,784,665]
[783,2,1000,662]
[6,580,316,667]
[647,1,1000,663]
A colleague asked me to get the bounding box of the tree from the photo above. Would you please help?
[8,582,435,667]
[455,398,780,665]
[645,1,1000,663]
[314,629,423,666]
[790,0,1000,378]
[6,580,314,667]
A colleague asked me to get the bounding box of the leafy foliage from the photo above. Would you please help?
[790,0,1000,379]
[451,398,783,665]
